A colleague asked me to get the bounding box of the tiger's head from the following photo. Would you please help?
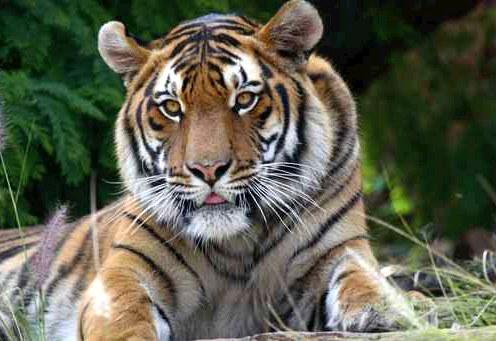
[98,0,344,242]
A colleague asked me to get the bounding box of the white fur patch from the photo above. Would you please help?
[152,306,172,341]
[184,207,250,242]
[325,266,343,330]
[87,277,111,318]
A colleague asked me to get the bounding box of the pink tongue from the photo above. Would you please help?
[205,193,226,205]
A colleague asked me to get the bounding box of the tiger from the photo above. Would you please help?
[0,1,398,339]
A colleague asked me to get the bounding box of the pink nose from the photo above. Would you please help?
[186,160,231,185]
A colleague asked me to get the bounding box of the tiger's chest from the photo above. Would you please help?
[178,285,282,339]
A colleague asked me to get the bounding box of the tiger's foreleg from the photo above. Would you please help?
[78,251,174,341]
[323,239,396,332]
[285,238,398,332]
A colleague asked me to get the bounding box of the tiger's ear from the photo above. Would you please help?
[257,0,323,64]
[98,21,151,75]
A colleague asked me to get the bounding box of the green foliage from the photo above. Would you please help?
[361,8,496,237]
[0,0,281,227]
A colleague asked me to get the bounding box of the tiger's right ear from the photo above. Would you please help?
[98,21,151,75]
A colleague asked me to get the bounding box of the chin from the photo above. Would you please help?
[183,204,250,242]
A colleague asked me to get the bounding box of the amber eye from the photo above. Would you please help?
[234,92,259,115]
[158,99,182,122]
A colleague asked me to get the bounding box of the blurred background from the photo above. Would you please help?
[0,0,495,260]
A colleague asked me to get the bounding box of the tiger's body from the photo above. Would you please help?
[0,1,394,340]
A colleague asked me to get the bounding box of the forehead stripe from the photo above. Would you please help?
[239,66,248,83]
[208,24,254,35]
[165,29,200,44]
[145,72,159,97]
[170,36,198,59]
[212,56,236,66]
[238,15,259,28]
[215,46,241,60]
[167,22,204,38]
[210,33,240,47]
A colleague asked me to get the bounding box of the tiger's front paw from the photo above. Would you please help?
[324,267,395,332]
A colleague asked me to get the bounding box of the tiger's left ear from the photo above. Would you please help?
[257,0,323,64]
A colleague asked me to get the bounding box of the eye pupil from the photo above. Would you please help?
[165,100,180,114]
[236,92,256,109]
[239,93,251,105]
[157,99,182,122]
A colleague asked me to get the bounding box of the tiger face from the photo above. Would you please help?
[99,1,333,242]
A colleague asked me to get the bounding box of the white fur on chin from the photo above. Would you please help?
[184,207,250,242]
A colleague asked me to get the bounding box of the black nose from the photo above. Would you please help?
[186,160,232,186]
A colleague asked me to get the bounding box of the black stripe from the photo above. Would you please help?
[319,291,328,331]
[277,49,301,60]
[207,62,227,89]
[290,192,363,260]
[0,230,42,247]
[167,22,204,38]
[173,57,194,73]
[309,73,331,83]
[212,55,236,66]
[207,18,254,28]
[181,75,191,93]
[123,213,206,296]
[239,66,248,83]
[274,84,291,158]
[335,269,358,284]
[169,36,196,59]
[291,81,307,165]
[12,253,34,302]
[182,63,199,79]
[17,254,42,309]
[259,132,278,146]
[144,72,159,97]
[146,97,155,112]
[214,46,241,61]
[112,244,177,308]
[165,29,200,44]
[288,235,368,298]
[259,61,274,79]
[211,33,240,47]
[0,241,37,262]
[257,106,272,128]
[324,80,357,182]
[43,229,91,306]
[148,117,164,131]
[279,305,295,327]
[68,238,94,304]
[322,162,359,202]
[154,303,175,340]
[328,135,357,178]
[125,116,147,177]
[307,304,318,331]
[136,99,160,173]
[237,15,260,28]
[209,24,254,35]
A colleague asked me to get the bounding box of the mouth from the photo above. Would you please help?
[204,192,228,205]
